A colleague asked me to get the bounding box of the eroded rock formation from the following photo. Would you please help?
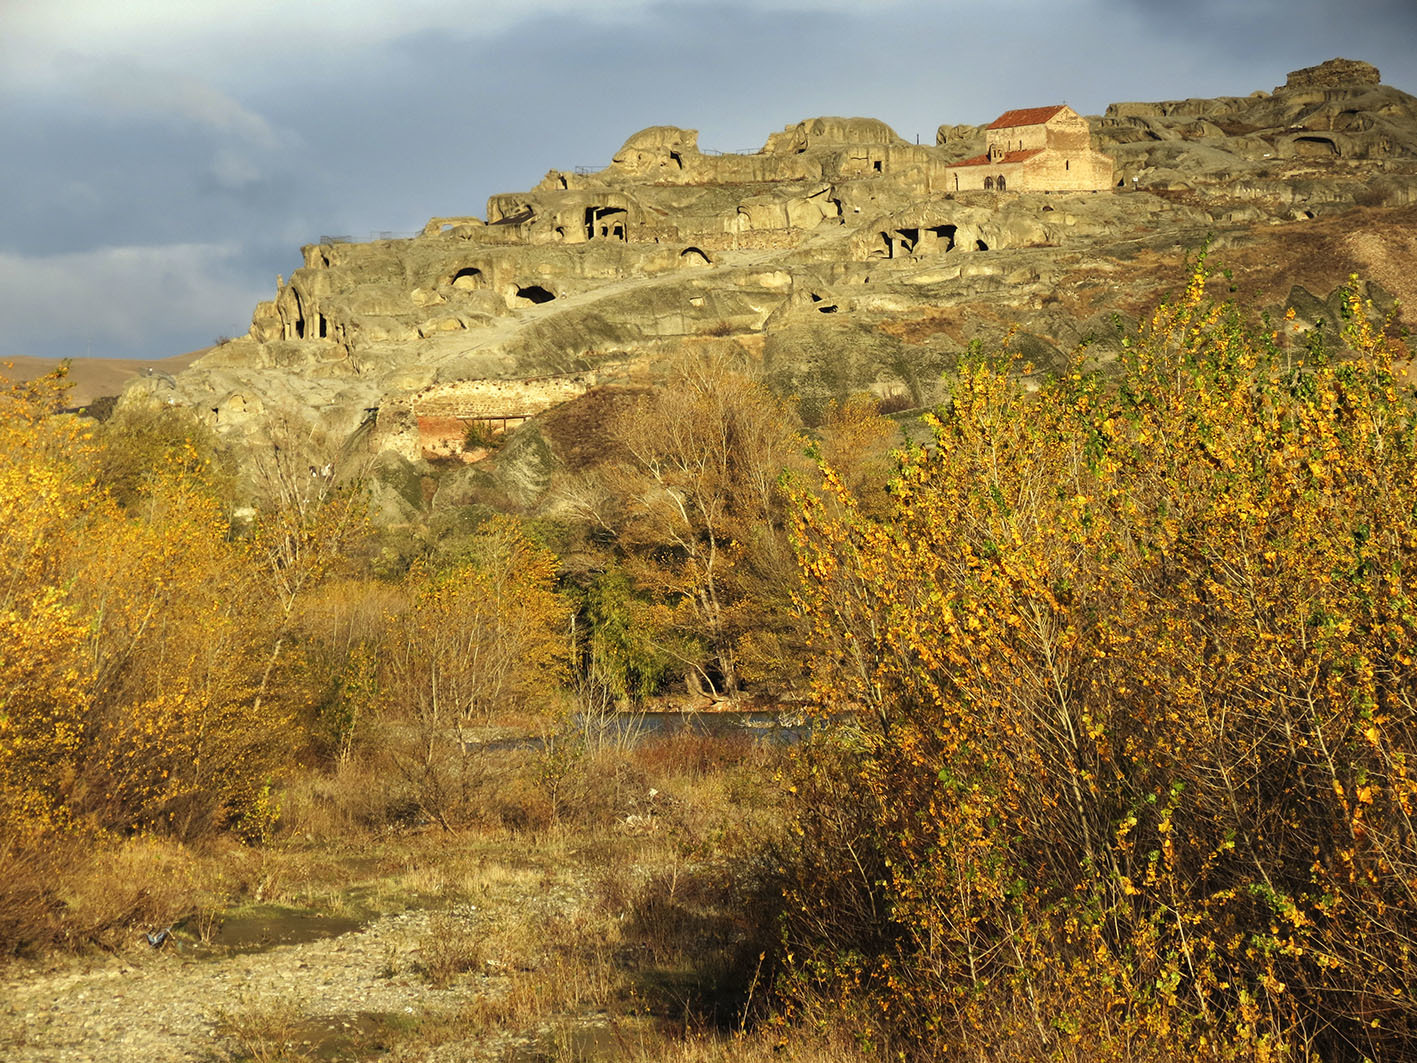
[122,58,1417,525]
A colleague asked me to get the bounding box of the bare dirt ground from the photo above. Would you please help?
[0,832,656,1063]
[2,906,456,1062]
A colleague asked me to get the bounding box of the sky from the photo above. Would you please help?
[2,0,1415,361]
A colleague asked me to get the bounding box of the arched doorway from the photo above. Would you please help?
[451,267,483,291]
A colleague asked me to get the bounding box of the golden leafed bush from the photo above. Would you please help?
[783,264,1417,1059]
[378,517,571,828]
[0,373,300,944]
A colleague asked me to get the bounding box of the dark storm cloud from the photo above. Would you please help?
[1100,0,1417,91]
[2,1,1413,360]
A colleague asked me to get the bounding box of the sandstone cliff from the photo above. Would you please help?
[119,58,1417,525]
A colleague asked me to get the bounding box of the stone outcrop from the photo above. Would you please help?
[118,59,1417,528]
[1100,58,1417,191]
[1282,58,1382,92]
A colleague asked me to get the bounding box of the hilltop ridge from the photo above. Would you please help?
[116,58,1417,525]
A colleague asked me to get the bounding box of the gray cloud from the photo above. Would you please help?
[77,61,290,151]
[1,0,1413,359]
[0,242,270,358]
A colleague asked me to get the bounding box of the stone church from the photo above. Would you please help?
[946,105,1114,192]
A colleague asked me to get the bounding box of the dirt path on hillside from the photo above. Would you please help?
[408,246,785,369]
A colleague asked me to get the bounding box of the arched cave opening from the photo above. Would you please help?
[975,239,989,251]
[585,206,628,241]
[680,247,711,267]
[927,225,957,251]
[1293,136,1339,157]
[451,267,484,291]
[290,289,306,339]
[515,284,556,305]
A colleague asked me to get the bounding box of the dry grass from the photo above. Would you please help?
[7,724,805,1060]
[0,832,217,955]
[618,1026,878,1062]
[327,729,793,1057]
[213,992,312,1063]
[413,911,485,987]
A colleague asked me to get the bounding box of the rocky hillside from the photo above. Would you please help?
[118,58,1417,525]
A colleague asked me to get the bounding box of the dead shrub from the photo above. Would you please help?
[623,866,732,965]
[485,767,556,833]
[0,838,67,956]
[213,991,311,1063]
[414,912,485,987]
[274,756,400,839]
[0,832,205,955]
[630,732,758,780]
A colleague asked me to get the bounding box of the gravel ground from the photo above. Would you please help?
[0,906,504,1062]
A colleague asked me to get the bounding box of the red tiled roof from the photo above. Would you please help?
[987,105,1067,129]
[951,148,1043,168]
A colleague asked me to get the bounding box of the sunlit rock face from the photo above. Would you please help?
[123,57,1417,513]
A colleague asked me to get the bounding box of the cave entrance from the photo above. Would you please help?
[515,284,556,305]
[290,289,306,339]
[585,206,628,241]
[451,267,484,291]
[680,247,711,267]
[1293,136,1339,157]
[926,224,957,252]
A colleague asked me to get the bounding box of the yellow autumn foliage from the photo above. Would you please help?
[383,516,570,733]
[786,263,1417,1059]
[0,373,290,847]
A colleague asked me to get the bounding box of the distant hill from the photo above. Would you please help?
[3,349,209,409]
